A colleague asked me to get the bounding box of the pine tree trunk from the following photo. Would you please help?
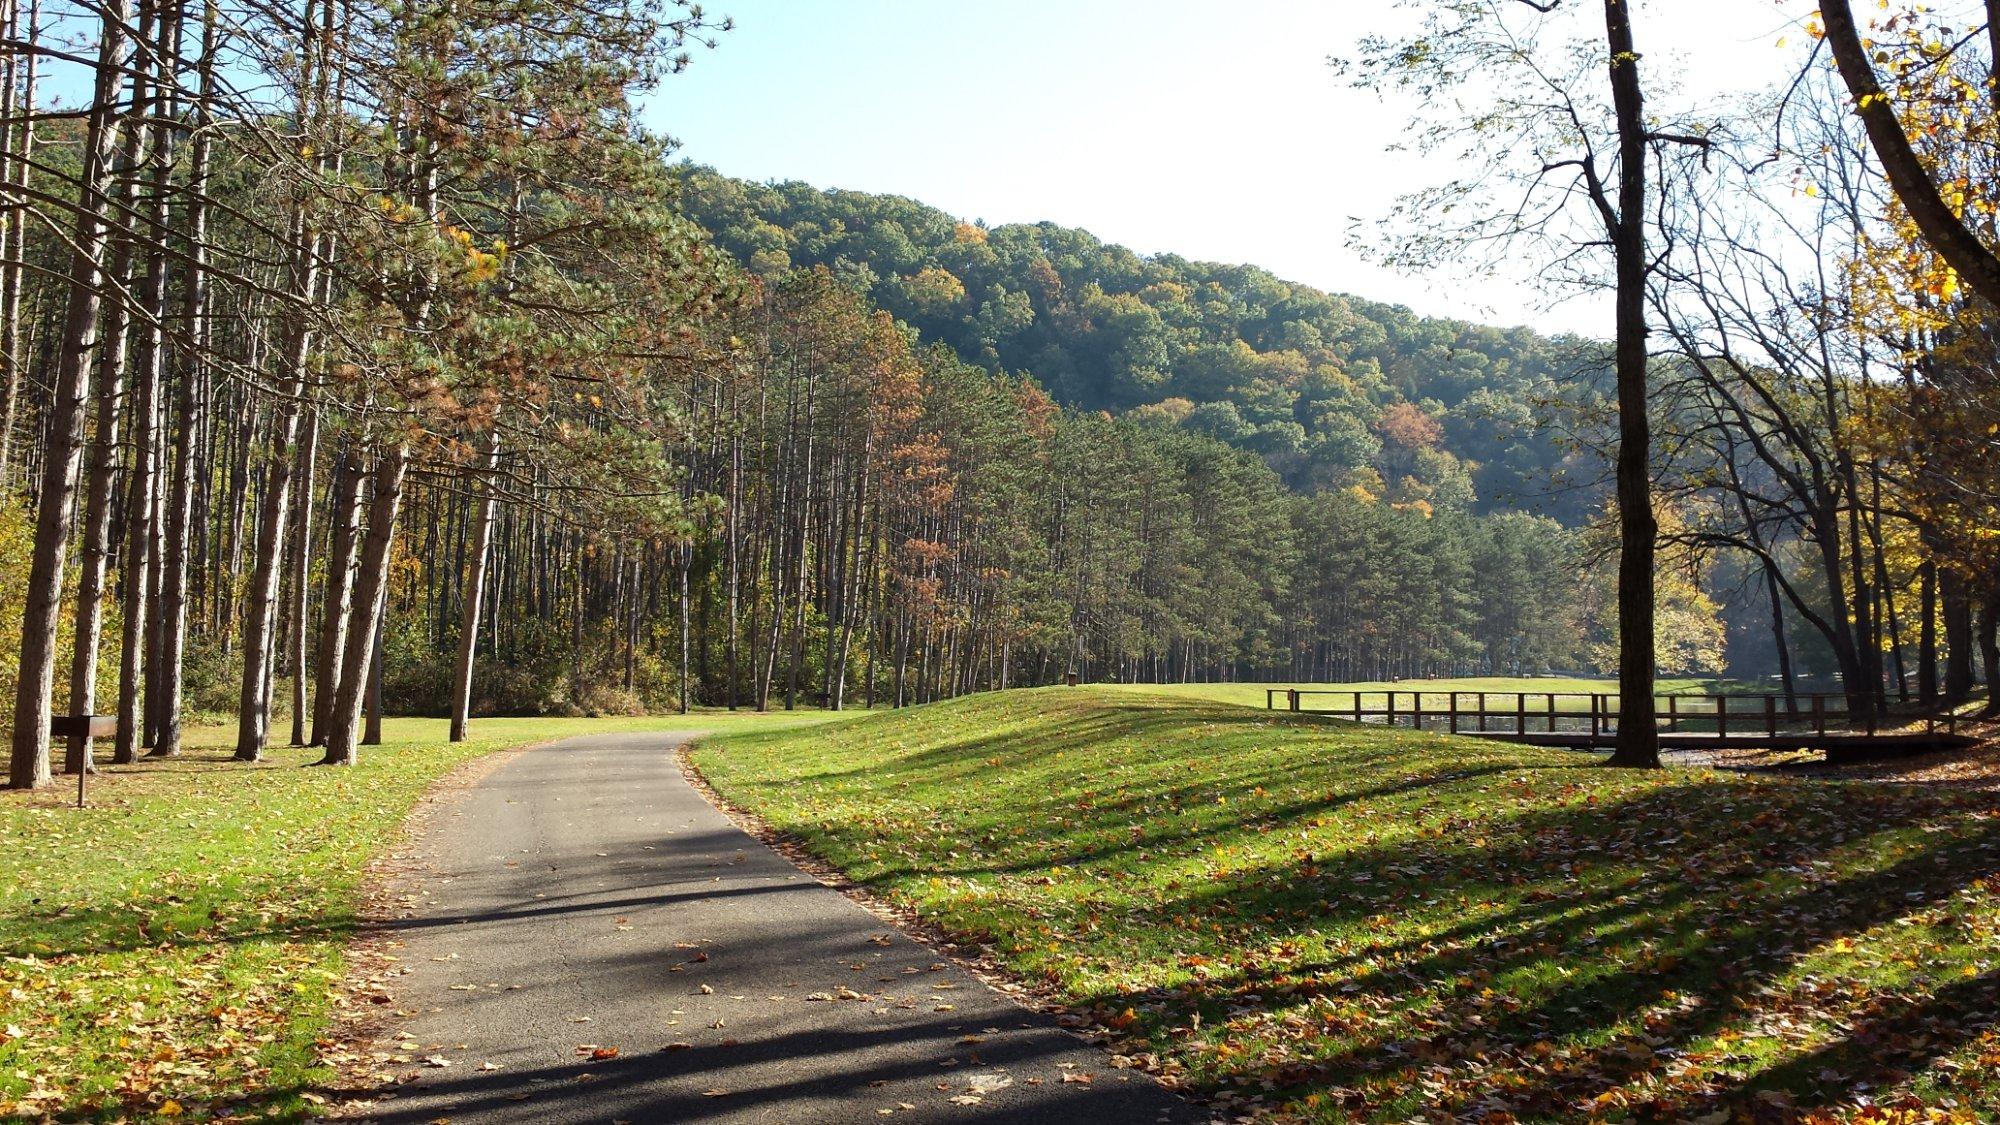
[363,592,385,745]
[677,543,692,713]
[9,3,133,789]
[0,0,38,489]
[449,432,500,741]
[725,428,741,708]
[1919,560,1938,706]
[62,342,129,776]
[234,391,310,758]
[287,408,319,745]
[321,446,408,766]
[312,445,365,744]
[117,0,179,763]
[1943,566,1975,701]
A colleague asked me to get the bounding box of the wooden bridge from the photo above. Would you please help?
[1263,689,1977,762]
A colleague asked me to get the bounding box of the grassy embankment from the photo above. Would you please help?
[0,710,844,1122]
[694,687,2000,1122]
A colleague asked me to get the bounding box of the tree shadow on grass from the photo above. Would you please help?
[1062,776,2000,1119]
[742,696,1594,890]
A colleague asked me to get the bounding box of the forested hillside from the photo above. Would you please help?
[679,167,1602,521]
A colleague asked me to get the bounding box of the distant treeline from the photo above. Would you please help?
[678,167,1604,524]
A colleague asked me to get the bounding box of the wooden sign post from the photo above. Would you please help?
[49,715,116,809]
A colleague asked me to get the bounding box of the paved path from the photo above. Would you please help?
[360,732,1202,1124]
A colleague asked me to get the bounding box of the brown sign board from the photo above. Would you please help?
[49,715,118,739]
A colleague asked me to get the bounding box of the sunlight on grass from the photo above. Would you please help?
[694,687,2000,1121]
[0,709,841,1122]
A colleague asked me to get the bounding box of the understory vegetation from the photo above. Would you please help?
[694,688,2000,1122]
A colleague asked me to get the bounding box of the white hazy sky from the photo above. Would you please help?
[643,0,1819,337]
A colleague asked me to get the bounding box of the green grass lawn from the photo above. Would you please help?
[692,687,2000,1122]
[0,708,843,1122]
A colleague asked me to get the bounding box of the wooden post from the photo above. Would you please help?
[1412,692,1424,732]
[1668,694,1678,734]
[1353,691,1363,724]
[1386,691,1397,728]
[1547,692,1557,733]
[1716,695,1728,738]
[1814,694,1826,738]
[1765,694,1777,738]
[1590,694,1601,741]
[1515,692,1526,735]
[1288,688,1299,713]
[1477,691,1487,732]
[1449,692,1460,734]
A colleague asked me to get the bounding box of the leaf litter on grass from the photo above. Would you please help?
[694,687,2000,1122]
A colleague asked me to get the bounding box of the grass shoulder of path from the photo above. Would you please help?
[692,687,2000,1122]
[0,709,841,1123]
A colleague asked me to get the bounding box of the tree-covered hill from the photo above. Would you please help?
[678,165,1605,521]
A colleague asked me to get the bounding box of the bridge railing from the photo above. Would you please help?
[1262,688,1964,740]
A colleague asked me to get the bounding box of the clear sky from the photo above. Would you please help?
[643,0,1814,337]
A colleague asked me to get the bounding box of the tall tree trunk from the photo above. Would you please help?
[1603,0,1659,769]
[1944,567,1975,701]
[725,426,741,708]
[1919,559,1938,706]
[234,142,324,759]
[677,541,691,713]
[61,14,157,775]
[287,407,319,745]
[0,0,39,488]
[1980,587,2000,717]
[320,446,408,766]
[363,589,384,745]
[1765,564,1796,708]
[234,389,311,757]
[312,444,365,744]
[117,0,179,763]
[9,2,133,789]
[62,375,124,776]
[148,3,214,754]
[449,431,500,741]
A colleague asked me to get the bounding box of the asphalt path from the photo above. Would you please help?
[358,731,1203,1124]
